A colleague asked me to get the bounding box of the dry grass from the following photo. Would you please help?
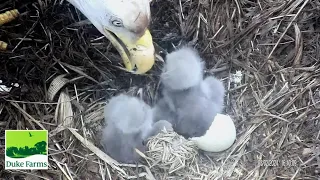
[1,0,320,179]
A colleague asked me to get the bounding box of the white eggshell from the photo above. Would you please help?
[190,114,236,152]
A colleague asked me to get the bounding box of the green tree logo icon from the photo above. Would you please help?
[5,130,48,158]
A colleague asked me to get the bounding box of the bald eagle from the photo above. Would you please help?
[66,0,155,74]
[0,0,155,74]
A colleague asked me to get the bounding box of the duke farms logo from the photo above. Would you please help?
[5,130,48,169]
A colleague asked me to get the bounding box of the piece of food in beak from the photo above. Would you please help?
[0,41,8,51]
[104,29,155,74]
[0,9,19,51]
[0,9,19,26]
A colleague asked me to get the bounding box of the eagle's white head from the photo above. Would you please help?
[67,0,154,74]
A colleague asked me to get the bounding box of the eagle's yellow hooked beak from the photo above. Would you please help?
[103,29,155,74]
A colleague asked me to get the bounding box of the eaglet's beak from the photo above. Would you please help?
[103,29,155,74]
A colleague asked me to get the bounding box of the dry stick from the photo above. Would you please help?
[52,158,73,180]
[50,137,74,179]
[10,102,46,130]
[179,0,185,19]
[293,23,303,66]
[63,163,74,180]
[267,0,310,59]
[68,128,126,174]
[290,167,300,180]
[221,122,264,169]
[12,19,39,52]
[74,84,87,140]
[99,159,108,180]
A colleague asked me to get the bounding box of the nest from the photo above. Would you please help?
[1,0,320,179]
[145,131,198,175]
[145,131,242,179]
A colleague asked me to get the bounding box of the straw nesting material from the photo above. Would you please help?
[145,130,198,175]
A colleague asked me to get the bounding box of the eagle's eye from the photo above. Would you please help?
[110,16,123,27]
